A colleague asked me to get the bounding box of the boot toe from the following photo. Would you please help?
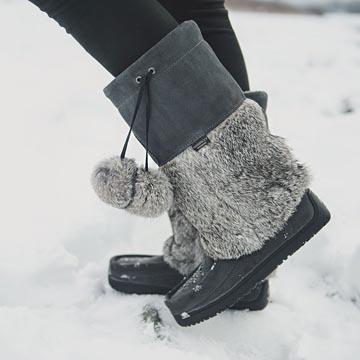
[165,258,242,325]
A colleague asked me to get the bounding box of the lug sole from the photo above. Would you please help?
[108,275,171,295]
[109,275,269,311]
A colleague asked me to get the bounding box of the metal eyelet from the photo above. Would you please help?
[135,75,142,84]
[148,67,155,75]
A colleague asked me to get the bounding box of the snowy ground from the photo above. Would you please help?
[1,2,360,360]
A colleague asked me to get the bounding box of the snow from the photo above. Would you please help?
[181,312,191,320]
[1,1,360,359]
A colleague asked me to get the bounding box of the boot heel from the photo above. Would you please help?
[307,189,331,232]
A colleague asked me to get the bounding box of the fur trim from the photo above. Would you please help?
[91,157,173,217]
[91,157,137,209]
[163,206,204,275]
[162,99,310,259]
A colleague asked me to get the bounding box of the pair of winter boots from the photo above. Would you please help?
[92,21,330,326]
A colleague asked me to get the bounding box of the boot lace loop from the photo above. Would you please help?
[120,68,154,172]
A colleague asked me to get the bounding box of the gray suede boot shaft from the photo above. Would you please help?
[104,21,245,166]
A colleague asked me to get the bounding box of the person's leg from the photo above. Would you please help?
[158,0,250,90]
[28,0,178,76]
[29,0,249,88]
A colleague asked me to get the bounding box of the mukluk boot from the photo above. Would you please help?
[92,21,330,326]
[107,91,270,313]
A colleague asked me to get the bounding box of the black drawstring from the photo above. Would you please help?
[144,71,152,172]
[120,69,154,172]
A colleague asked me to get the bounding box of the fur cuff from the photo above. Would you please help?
[162,99,311,259]
[163,235,204,276]
[162,207,204,275]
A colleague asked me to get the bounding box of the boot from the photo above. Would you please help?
[107,91,270,313]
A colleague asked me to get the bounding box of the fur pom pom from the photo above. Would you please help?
[91,156,173,217]
[127,166,174,217]
[91,157,138,209]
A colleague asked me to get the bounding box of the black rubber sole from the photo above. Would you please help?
[108,275,171,295]
[168,190,330,326]
[109,274,269,311]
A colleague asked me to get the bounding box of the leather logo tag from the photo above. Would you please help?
[192,136,210,151]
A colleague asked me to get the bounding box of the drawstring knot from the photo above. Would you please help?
[120,67,155,172]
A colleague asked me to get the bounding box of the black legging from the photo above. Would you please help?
[28,0,249,91]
